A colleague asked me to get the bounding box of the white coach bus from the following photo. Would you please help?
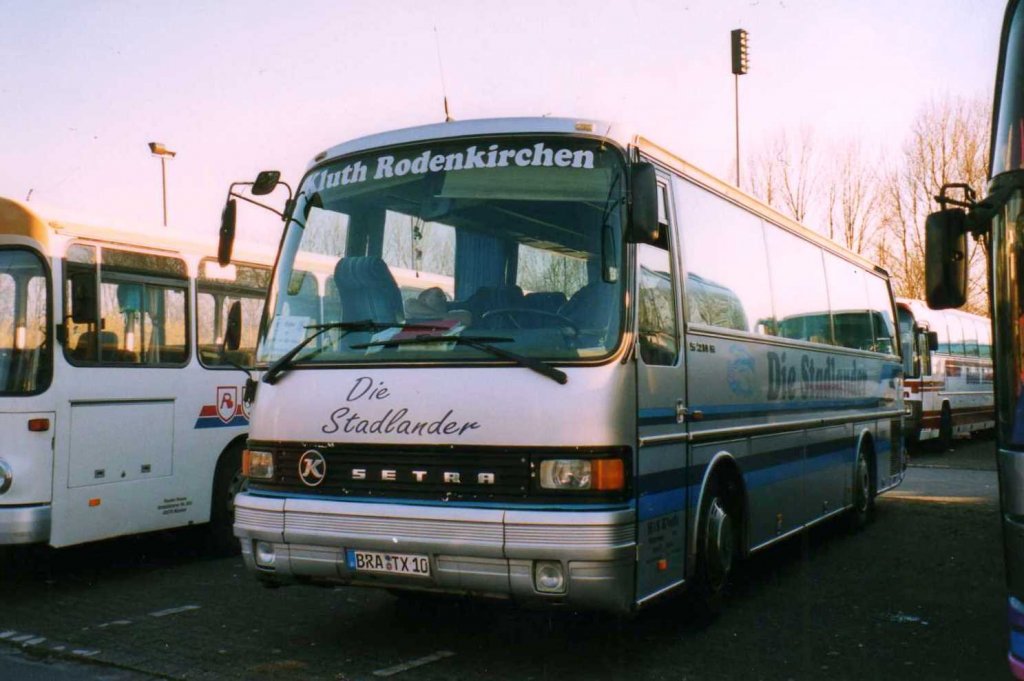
[895,298,994,448]
[0,197,274,552]
[225,118,905,613]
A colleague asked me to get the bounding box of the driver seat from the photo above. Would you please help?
[333,256,404,323]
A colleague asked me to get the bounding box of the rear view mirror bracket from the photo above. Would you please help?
[217,172,294,266]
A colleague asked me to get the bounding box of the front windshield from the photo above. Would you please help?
[259,135,626,366]
[994,0,1024,176]
[0,249,51,394]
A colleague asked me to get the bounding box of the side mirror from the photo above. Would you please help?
[252,171,281,197]
[924,209,968,309]
[69,272,97,324]
[223,300,242,353]
[927,330,939,352]
[218,199,237,267]
[628,163,660,245]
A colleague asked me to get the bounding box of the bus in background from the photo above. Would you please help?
[223,117,904,614]
[895,298,994,449]
[925,1,1024,674]
[0,197,270,553]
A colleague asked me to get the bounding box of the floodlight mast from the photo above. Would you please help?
[148,142,177,226]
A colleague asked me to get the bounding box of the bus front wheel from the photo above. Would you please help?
[848,446,875,531]
[209,443,245,556]
[691,473,739,620]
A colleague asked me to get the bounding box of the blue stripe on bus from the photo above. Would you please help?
[194,415,249,429]
[638,408,677,426]
[638,487,691,520]
[1012,629,1024,660]
[637,439,860,520]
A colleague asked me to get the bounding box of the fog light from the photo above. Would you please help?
[254,540,276,568]
[534,560,566,594]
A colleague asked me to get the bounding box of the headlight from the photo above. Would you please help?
[538,458,624,491]
[243,450,274,480]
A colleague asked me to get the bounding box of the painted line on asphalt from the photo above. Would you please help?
[373,651,455,677]
[0,630,101,657]
[98,619,134,628]
[149,605,201,618]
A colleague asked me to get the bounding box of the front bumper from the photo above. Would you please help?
[235,493,636,612]
[0,504,50,545]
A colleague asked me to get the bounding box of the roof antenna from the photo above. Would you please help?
[25,188,33,202]
[434,26,453,122]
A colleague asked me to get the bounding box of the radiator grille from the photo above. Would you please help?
[247,443,631,504]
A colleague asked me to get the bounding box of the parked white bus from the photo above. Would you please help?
[226,118,905,613]
[896,298,994,448]
[0,197,275,552]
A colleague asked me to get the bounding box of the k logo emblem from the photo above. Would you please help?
[298,450,327,487]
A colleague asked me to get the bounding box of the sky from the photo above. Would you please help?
[0,0,1006,246]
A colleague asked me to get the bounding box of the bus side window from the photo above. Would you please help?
[196,258,271,368]
[675,177,772,334]
[636,182,678,366]
[637,244,678,366]
[64,244,99,363]
[64,245,189,367]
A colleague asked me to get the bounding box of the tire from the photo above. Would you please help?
[848,446,875,531]
[209,443,246,556]
[691,474,738,620]
[938,403,954,451]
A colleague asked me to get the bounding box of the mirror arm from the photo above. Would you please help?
[935,182,1003,240]
[229,190,284,219]
[227,180,293,220]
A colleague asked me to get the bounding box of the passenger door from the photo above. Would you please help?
[635,176,689,602]
[52,244,191,547]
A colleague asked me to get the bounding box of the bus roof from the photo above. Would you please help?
[311,117,634,169]
[896,297,991,324]
[0,196,275,266]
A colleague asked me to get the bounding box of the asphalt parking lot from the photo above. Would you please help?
[0,435,1008,680]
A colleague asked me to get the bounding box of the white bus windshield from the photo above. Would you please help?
[260,136,626,367]
[0,249,50,395]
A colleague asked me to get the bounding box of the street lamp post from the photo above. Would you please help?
[730,28,749,188]
[148,142,177,226]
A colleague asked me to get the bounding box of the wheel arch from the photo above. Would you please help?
[209,434,248,508]
[854,427,877,497]
[690,451,748,568]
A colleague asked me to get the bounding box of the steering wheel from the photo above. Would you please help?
[480,308,580,335]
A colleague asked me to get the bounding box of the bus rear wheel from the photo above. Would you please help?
[938,403,954,451]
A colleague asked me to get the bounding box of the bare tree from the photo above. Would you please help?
[822,140,879,255]
[878,95,990,312]
[745,126,818,224]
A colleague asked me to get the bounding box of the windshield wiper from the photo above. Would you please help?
[351,334,568,385]
[262,320,448,385]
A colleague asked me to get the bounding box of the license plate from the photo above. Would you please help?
[347,549,431,577]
